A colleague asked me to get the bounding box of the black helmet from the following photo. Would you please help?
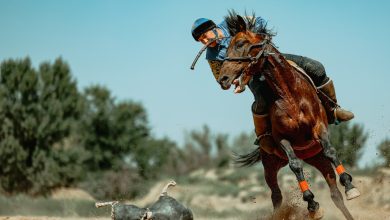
[191,18,216,41]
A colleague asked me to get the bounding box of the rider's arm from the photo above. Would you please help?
[208,60,223,81]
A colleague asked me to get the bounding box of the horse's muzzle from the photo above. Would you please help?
[218,76,232,90]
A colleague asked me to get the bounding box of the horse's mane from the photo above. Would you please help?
[224,10,276,37]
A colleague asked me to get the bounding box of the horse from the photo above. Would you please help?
[217,12,360,219]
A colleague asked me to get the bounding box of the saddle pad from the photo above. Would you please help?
[274,140,323,160]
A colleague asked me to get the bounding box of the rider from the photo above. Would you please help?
[191,17,354,152]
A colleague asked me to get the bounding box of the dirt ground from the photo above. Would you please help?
[1,169,390,220]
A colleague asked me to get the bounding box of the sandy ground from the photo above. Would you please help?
[1,169,390,220]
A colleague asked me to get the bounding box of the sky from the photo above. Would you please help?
[1,0,389,167]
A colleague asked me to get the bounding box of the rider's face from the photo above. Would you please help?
[198,30,217,47]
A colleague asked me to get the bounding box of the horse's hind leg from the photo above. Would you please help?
[305,153,355,220]
[261,150,288,209]
[319,129,361,200]
[279,139,321,216]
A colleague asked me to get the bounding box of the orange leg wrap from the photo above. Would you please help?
[336,164,346,175]
[299,180,310,192]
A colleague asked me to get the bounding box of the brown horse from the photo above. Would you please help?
[218,12,360,219]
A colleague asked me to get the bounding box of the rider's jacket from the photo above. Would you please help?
[205,20,230,81]
[205,20,231,62]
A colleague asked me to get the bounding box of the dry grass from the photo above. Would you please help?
[1,167,390,220]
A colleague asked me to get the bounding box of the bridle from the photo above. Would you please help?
[189,33,274,90]
[223,34,274,89]
[224,34,273,63]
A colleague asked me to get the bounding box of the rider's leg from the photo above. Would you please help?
[248,76,275,154]
[252,111,275,154]
[317,78,354,123]
[282,53,354,123]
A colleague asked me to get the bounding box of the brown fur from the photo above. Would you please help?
[220,30,327,158]
[218,13,357,219]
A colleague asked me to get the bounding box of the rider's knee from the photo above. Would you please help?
[304,59,332,86]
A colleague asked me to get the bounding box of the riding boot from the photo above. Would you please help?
[317,79,354,124]
[253,113,275,154]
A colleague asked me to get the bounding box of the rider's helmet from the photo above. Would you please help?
[191,18,216,41]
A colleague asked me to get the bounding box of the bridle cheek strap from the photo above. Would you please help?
[231,43,271,90]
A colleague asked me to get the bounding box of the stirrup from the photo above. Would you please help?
[333,109,340,125]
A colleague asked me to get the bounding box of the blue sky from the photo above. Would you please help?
[1,0,389,167]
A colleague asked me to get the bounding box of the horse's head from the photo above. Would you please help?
[218,12,273,90]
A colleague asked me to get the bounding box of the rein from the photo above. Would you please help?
[190,36,229,70]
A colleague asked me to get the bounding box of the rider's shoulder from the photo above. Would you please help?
[217,20,230,37]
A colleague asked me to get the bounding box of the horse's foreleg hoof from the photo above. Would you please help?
[346,187,361,200]
[308,207,324,219]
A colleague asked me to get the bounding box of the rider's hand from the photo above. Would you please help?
[233,79,246,93]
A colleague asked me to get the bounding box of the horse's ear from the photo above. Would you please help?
[236,15,247,32]
[225,11,247,36]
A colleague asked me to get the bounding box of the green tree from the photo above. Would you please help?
[378,138,390,166]
[329,122,368,167]
[186,125,212,167]
[180,125,233,170]
[133,137,177,179]
[231,131,257,154]
[80,85,149,171]
[0,57,84,194]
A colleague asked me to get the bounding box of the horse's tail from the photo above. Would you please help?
[233,147,262,167]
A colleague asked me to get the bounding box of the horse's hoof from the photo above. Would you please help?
[346,187,361,200]
[309,207,324,219]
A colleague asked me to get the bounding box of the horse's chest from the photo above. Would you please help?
[272,99,313,131]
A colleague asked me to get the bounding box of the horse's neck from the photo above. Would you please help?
[260,49,298,103]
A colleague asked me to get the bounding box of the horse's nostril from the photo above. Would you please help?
[220,76,229,83]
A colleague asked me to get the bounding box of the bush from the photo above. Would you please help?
[79,168,153,200]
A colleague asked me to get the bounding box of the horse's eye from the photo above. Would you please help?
[235,40,246,49]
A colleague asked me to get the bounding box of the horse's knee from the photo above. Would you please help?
[289,158,303,174]
[323,147,337,160]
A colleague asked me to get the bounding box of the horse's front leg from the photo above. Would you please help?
[279,139,322,218]
[319,129,361,200]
